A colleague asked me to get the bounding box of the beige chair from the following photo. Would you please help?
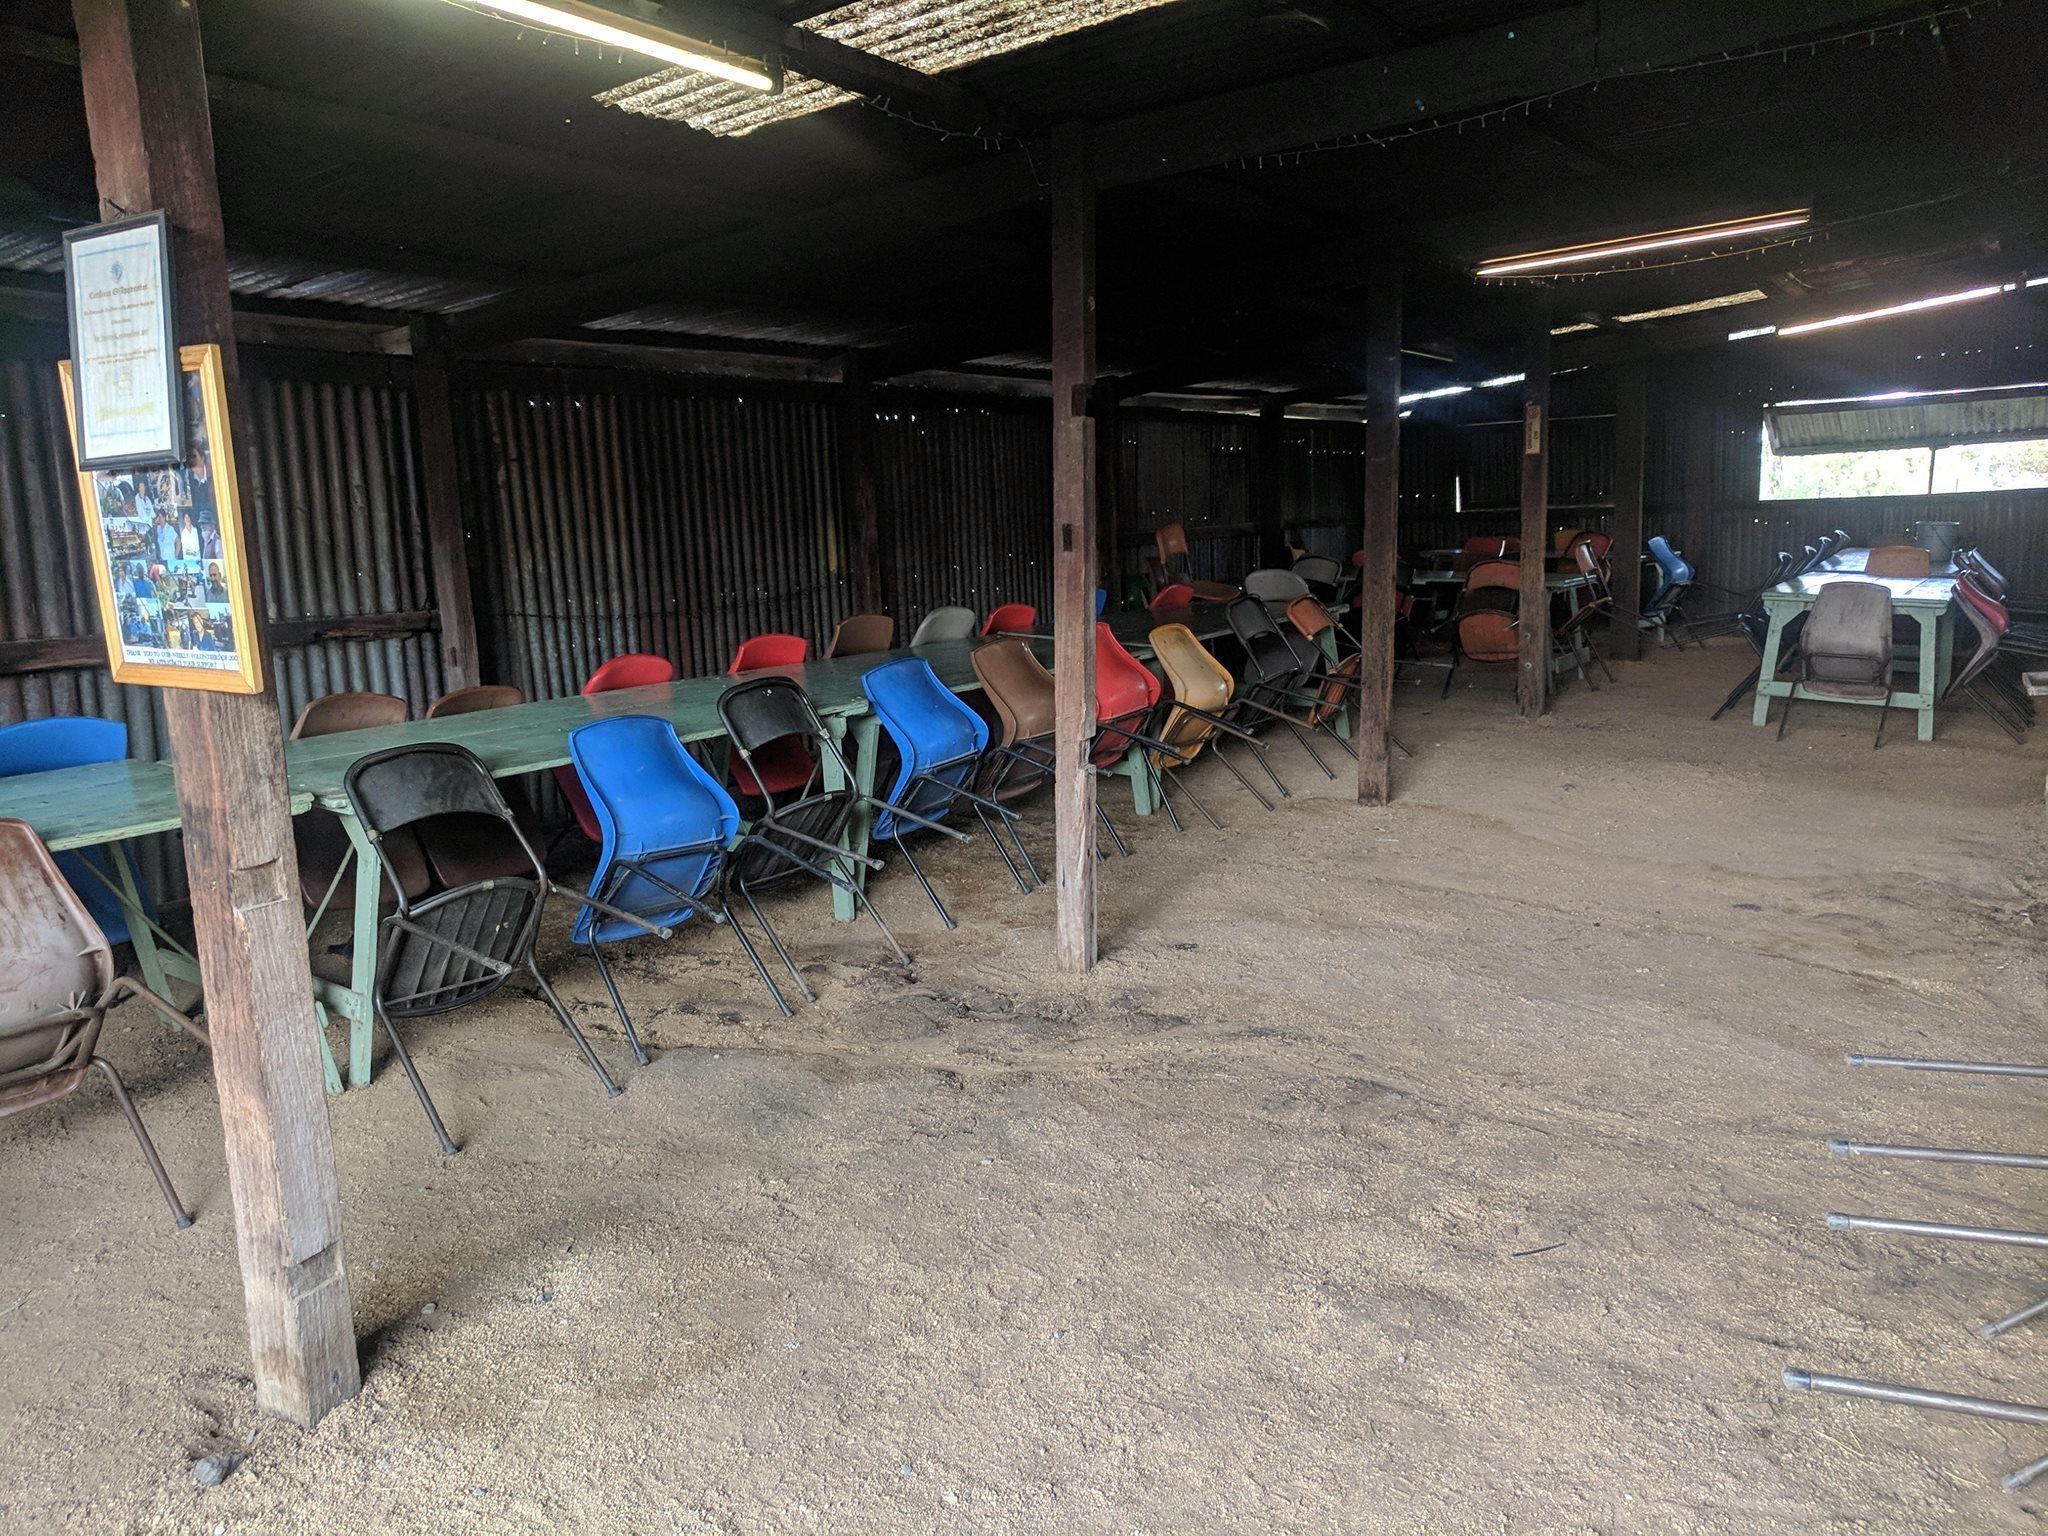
[1776,581,1895,747]
[0,818,207,1228]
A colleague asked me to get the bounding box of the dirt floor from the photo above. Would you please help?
[3,641,2045,1534]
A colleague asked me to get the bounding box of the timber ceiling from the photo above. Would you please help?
[1,0,2045,399]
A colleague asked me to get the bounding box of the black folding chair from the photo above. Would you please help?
[344,743,669,1155]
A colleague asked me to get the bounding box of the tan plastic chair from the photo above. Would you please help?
[290,691,428,910]
[1865,544,1932,579]
[427,684,526,718]
[0,818,207,1228]
[1149,623,1282,814]
[825,613,896,659]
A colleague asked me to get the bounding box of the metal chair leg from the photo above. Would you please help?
[1209,745,1275,810]
[1152,771,1186,831]
[91,1057,193,1228]
[722,902,794,1016]
[586,939,650,1065]
[895,833,955,930]
[526,959,622,1098]
[1166,769,1223,829]
[1776,691,1794,741]
[372,996,459,1153]
[972,805,1034,893]
[1095,801,1131,858]
[1874,690,1891,749]
[1711,665,1761,721]
[835,855,911,965]
[739,884,816,1003]
[1441,653,1459,698]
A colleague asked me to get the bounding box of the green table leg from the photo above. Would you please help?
[1751,605,1792,728]
[1119,743,1156,816]
[311,1000,345,1097]
[1912,606,1954,743]
[826,715,881,921]
[339,814,382,1087]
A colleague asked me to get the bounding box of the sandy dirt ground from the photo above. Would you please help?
[2,641,2044,1534]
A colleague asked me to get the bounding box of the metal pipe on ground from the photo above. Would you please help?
[1847,1054,2048,1079]
[1830,1139,2048,1170]
[1827,1213,2048,1249]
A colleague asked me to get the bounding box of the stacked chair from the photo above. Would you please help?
[1440,558,1522,704]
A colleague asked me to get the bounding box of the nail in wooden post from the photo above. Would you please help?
[1516,304,1553,719]
[1050,122,1098,974]
[72,0,360,1427]
[1608,359,1648,662]
[1357,268,1402,804]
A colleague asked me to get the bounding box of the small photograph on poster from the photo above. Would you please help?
[60,344,263,694]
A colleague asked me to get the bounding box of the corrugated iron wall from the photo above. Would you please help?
[1116,411,1255,582]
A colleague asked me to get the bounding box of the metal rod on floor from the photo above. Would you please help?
[1783,1369,2048,1427]
[1847,1054,2048,1079]
[1827,1213,2048,1248]
[1983,1295,2048,1341]
[2004,1451,2048,1491]
[1830,1139,2048,1170]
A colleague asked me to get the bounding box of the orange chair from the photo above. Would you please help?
[726,636,813,796]
[557,655,675,841]
[1149,583,1196,611]
[1442,559,1523,704]
[981,603,1037,637]
[1153,523,1240,602]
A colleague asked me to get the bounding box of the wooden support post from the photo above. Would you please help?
[839,352,886,615]
[407,318,479,692]
[73,0,359,1427]
[1050,123,1098,974]
[1516,306,1553,719]
[1356,268,1402,805]
[1608,359,1648,662]
[1255,397,1288,568]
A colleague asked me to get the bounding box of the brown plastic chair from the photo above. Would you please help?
[0,818,207,1228]
[421,685,537,888]
[1775,580,1895,746]
[825,613,896,659]
[971,639,1057,801]
[1154,522,1240,603]
[290,691,429,911]
[1865,544,1932,579]
[1149,623,1282,814]
[1551,541,1618,690]
[428,684,525,718]
[1442,559,1523,702]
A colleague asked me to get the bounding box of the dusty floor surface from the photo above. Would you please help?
[3,642,2045,1534]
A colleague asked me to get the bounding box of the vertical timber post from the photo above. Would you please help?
[1516,303,1553,719]
[72,0,360,1426]
[1356,267,1402,804]
[1096,394,1122,607]
[840,351,885,616]
[1608,359,1648,662]
[408,318,479,692]
[1050,122,1099,974]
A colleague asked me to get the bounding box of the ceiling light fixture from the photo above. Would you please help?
[1728,325,1777,341]
[1549,322,1600,336]
[1614,289,1769,324]
[1776,280,2015,337]
[1476,210,1812,279]
[444,0,779,90]
[1400,372,1525,405]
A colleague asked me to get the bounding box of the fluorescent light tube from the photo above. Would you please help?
[444,0,777,90]
[1614,290,1768,324]
[1776,282,2010,337]
[1477,211,1811,278]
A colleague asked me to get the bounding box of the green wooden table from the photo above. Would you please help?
[1751,573,1957,741]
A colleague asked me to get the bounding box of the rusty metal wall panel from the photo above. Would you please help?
[874,398,1051,627]
[458,374,853,697]
[1117,413,1254,583]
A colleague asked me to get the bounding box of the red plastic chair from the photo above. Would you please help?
[556,653,676,841]
[727,635,814,796]
[729,634,809,673]
[982,603,1037,637]
[1092,622,1162,770]
[1148,583,1196,611]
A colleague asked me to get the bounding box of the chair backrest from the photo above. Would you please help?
[346,742,524,843]
[728,635,807,674]
[427,684,525,719]
[584,653,674,694]
[1465,558,1521,592]
[1864,544,1931,579]
[717,676,835,811]
[1243,568,1311,605]
[1458,536,1509,562]
[971,639,1056,748]
[291,691,407,739]
[1226,594,1281,646]
[1647,536,1695,588]
[982,603,1037,637]
[910,606,978,646]
[0,818,113,1048]
[1551,528,1583,553]
[1802,581,1893,684]
[569,716,738,944]
[1955,572,2010,638]
[1292,555,1342,598]
[862,657,990,839]
[0,716,128,778]
[825,613,896,659]
[1096,588,1108,615]
[1156,522,1192,565]
[1093,623,1161,766]
[1149,623,1233,763]
[1286,594,1334,643]
[1960,548,2008,597]
[1149,583,1195,611]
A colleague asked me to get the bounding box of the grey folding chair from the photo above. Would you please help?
[1775,581,1895,747]
[1242,568,1311,611]
[910,607,978,647]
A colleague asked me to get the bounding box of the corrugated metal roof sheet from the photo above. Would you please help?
[1766,384,2048,454]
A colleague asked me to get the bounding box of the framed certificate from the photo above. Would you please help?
[59,344,265,695]
[63,212,183,470]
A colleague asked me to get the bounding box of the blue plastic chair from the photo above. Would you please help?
[0,717,152,945]
[568,716,791,1035]
[862,657,1038,927]
[1644,536,1699,645]
[1096,588,1109,615]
